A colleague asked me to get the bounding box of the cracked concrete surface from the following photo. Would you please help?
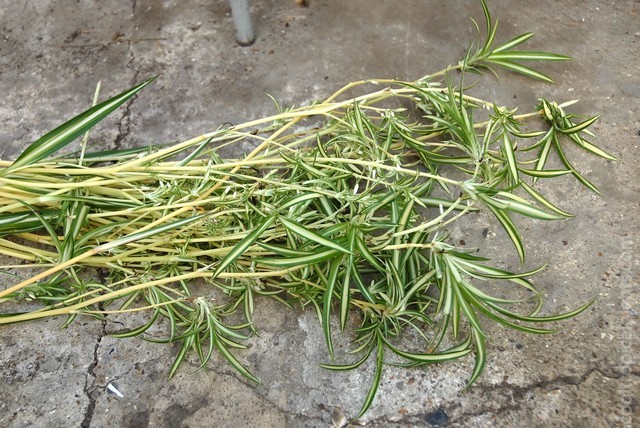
[1,0,639,427]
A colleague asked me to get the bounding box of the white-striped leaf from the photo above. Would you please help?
[2,77,156,176]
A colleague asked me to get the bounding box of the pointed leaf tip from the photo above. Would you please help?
[2,76,157,176]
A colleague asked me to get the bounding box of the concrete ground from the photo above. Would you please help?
[0,0,638,427]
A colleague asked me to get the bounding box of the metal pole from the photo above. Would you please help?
[229,0,255,46]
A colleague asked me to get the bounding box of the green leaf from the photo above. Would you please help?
[450,287,487,385]
[340,229,358,331]
[488,51,570,62]
[210,327,261,383]
[16,201,62,253]
[382,335,471,363]
[110,309,159,338]
[0,208,61,236]
[98,214,206,253]
[319,339,373,371]
[278,192,325,212]
[539,98,555,121]
[454,258,544,282]
[486,299,593,323]
[355,233,386,272]
[47,194,143,210]
[279,216,351,254]
[485,203,525,263]
[521,127,553,152]
[66,143,172,163]
[351,264,376,304]
[493,195,565,221]
[464,291,553,334]
[557,114,600,135]
[2,77,156,176]
[510,129,547,139]
[532,129,555,184]
[478,0,497,55]
[61,203,90,262]
[520,181,573,218]
[257,241,311,258]
[419,197,479,212]
[322,256,343,359]
[502,132,519,183]
[553,134,600,194]
[176,136,214,167]
[518,168,572,178]
[168,335,195,379]
[568,135,616,160]
[254,248,339,267]
[75,219,132,248]
[482,59,555,83]
[212,215,276,279]
[467,331,487,385]
[355,334,384,420]
[492,32,535,53]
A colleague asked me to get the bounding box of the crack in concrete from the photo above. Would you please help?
[449,366,633,424]
[353,367,638,427]
[113,96,133,151]
[353,406,455,427]
[128,0,139,82]
[112,0,140,151]
[80,317,107,428]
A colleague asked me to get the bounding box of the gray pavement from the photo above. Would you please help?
[1,1,638,427]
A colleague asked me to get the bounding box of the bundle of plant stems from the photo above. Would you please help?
[0,1,613,419]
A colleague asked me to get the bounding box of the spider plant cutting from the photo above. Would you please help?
[0,0,613,419]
